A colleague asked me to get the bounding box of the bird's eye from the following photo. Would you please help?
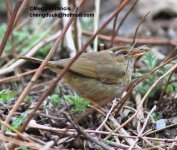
[113,50,128,56]
[119,51,128,55]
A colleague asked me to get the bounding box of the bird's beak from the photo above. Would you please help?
[132,46,150,57]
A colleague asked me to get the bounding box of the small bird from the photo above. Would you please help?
[19,46,149,104]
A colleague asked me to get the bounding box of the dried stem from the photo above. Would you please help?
[115,62,177,133]
[17,0,130,135]
[83,30,177,47]
[2,1,81,134]
[113,55,177,113]
[132,11,150,45]
[0,0,23,57]
[128,105,156,150]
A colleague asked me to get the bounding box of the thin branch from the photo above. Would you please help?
[158,70,175,103]
[115,63,177,133]
[0,31,60,76]
[132,11,150,45]
[17,0,130,134]
[128,105,156,150]
[96,99,117,131]
[27,121,177,142]
[143,122,177,136]
[83,30,177,47]
[113,54,177,113]
[109,14,119,48]
[110,0,139,47]
[64,113,114,150]
[0,0,23,57]
[2,2,80,134]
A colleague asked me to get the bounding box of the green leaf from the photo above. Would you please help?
[156,67,166,75]
[172,83,177,92]
[81,17,93,30]
[19,146,28,150]
[0,24,6,38]
[54,85,61,93]
[11,112,27,130]
[151,112,160,121]
[142,52,157,70]
[64,94,89,113]
[0,89,15,103]
[51,94,61,106]
[166,84,174,93]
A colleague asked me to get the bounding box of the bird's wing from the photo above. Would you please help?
[49,52,124,84]
[50,57,98,79]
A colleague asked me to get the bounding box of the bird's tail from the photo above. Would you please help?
[18,56,43,64]
[18,56,61,73]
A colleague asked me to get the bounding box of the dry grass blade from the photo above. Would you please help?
[83,30,177,47]
[113,54,177,113]
[1,1,177,149]
[0,0,23,57]
[2,0,83,134]
[115,62,177,133]
[128,105,157,150]
[17,0,130,134]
